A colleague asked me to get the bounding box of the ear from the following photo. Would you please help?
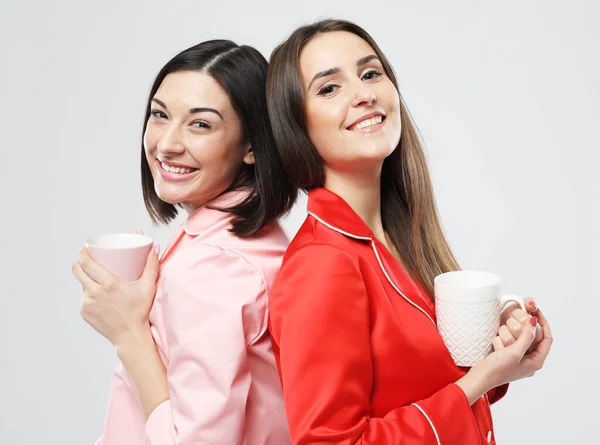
[242,143,255,165]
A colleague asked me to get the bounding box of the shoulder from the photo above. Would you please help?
[269,235,370,337]
[161,241,265,298]
[273,237,365,305]
[173,218,286,270]
[283,217,362,269]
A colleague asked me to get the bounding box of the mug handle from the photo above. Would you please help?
[500,294,526,312]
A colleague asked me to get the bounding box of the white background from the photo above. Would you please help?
[1,0,597,443]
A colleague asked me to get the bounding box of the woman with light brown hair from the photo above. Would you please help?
[265,19,553,444]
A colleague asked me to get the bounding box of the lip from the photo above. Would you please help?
[346,111,387,130]
[157,159,199,183]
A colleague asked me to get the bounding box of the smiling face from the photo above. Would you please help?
[300,31,402,176]
[143,70,254,213]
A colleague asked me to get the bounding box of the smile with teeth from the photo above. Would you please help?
[350,115,384,131]
[160,161,196,174]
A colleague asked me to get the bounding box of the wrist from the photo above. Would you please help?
[115,325,153,359]
[455,365,493,405]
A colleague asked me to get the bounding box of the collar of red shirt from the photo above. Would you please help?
[307,187,437,322]
[307,187,375,240]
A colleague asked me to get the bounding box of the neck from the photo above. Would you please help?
[182,203,196,216]
[323,165,385,240]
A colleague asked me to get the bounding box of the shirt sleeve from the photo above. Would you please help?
[457,367,508,405]
[145,244,267,445]
[487,384,509,404]
[269,244,481,445]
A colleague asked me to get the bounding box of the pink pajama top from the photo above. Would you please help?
[94,191,291,445]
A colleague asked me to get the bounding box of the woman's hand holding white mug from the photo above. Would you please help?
[498,297,543,352]
[456,307,553,405]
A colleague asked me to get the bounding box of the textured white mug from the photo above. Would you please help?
[434,270,525,367]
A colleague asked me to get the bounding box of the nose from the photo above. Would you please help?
[157,124,185,155]
[350,83,376,108]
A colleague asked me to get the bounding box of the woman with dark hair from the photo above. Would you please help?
[72,40,294,445]
[266,20,553,444]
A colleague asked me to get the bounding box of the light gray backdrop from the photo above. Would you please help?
[1,0,597,443]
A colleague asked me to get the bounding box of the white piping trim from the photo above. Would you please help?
[308,210,436,328]
[370,242,436,327]
[412,403,441,445]
[307,211,372,241]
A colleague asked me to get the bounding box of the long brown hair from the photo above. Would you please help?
[266,19,459,297]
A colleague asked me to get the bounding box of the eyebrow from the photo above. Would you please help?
[307,55,381,90]
[151,98,224,120]
[357,54,379,67]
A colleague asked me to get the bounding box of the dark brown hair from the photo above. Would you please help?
[266,19,459,296]
[141,40,296,237]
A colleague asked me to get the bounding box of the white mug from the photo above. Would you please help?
[434,270,525,367]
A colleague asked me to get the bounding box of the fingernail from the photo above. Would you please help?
[530,301,538,312]
[529,316,538,327]
[154,244,160,256]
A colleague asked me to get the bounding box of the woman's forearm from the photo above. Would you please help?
[455,367,491,405]
[116,328,169,419]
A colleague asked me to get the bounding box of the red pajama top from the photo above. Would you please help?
[269,188,507,445]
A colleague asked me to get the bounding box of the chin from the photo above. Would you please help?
[154,186,186,206]
[155,194,180,206]
[357,142,396,161]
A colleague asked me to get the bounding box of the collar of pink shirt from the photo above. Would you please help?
[160,189,252,261]
[184,188,251,235]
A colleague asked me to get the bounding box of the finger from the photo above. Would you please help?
[135,228,144,235]
[535,323,543,344]
[500,301,521,324]
[79,248,114,286]
[79,293,96,324]
[72,262,100,294]
[524,297,538,314]
[140,244,160,284]
[498,325,517,346]
[508,315,537,358]
[511,308,530,324]
[506,317,524,338]
[536,309,552,340]
[531,309,553,358]
[492,336,505,351]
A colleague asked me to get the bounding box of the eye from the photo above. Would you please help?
[317,84,340,96]
[362,70,383,81]
[191,121,212,129]
[150,109,167,119]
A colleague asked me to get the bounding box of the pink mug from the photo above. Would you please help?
[85,233,154,281]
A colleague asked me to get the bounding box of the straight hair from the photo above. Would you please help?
[266,20,460,296]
